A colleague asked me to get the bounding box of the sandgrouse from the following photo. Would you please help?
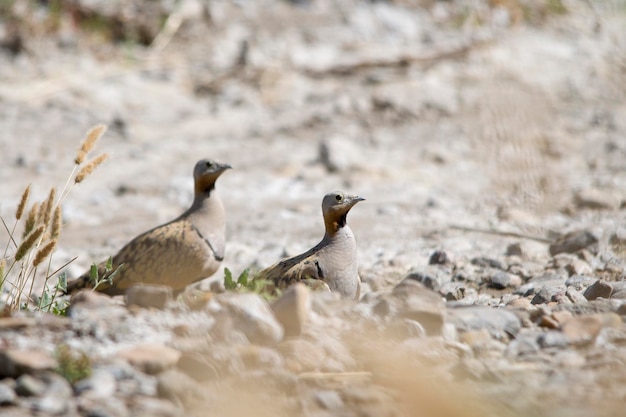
[66,159,231,295]
[259,191,364,300]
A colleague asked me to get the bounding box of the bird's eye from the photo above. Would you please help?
[205,161,213,168]
[335,194,343,201]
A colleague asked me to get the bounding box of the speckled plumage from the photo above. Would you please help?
[66,159,231,295]
[259,191,364,300]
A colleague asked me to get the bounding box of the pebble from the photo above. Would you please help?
[531,287,562,305]
[128,396,183,417]
[583,280,613,300]
[0,382,17,405]
[74,368,117,398]
[15,374,46,397]
[537,331,569,348]
[549,230,599,256]
[447,306,521,339]
[270,283,311,337]
[561,316,604,346]
[176,352,219,382]
[213,293,284,345]
[77,396,130,417]
[0,349,57,378]
[488,271,522,289]
[574,188,620,210]
[388,278,446,335]
[403,266,450,292]
[117,344,181,375]
[125,285,173,310]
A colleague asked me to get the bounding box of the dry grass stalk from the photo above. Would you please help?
[42,188,56,227]
[15,185,31,220]
[15,225,45,262]
[33,240,57,267]
[51,207,62,240]
[23,202,39,238]
[75,124,107,165]
[75,153,109,184]
[0,259,5,283]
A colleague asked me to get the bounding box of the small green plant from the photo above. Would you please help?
[223,267,279,301]
[0,124,109,314]
[89,257,124,291]
[55,344,92,384]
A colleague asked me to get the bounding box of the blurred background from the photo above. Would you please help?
[0,0,625,279]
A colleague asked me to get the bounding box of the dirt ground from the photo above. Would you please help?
[2,0,624,286]
[1,1,626,416]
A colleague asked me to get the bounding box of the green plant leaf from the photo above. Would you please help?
[56,271,67,292]
[89,263,98,283]
[237,268,249,287]
[224,267,235,290]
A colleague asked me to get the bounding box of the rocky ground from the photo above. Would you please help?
[1,0,626,416]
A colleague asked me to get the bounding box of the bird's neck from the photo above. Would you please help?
[324,213,348,238]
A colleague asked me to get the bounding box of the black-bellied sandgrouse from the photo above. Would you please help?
[259,191,364,300]
[66,159,231,295]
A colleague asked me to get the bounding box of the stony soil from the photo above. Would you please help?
[1,0,626,416]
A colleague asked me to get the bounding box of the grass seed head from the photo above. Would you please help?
[42,188,56,227]
[23,202,40,238]
[15,224,45,262]
[75,153,109,183]
[75,124,107,165]
[51,206,62,240]
[33,239,57,267]
[16,185,31,220]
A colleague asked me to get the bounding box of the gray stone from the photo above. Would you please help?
[517,272,566,297]
[537,331,569,348]
[0,350,57,378]
[117,344,181,375]
[27,373,73,415]
[213,293,284,345]
[583,280,613,300]
[574,188,620,210]
[403,266,451,292]
[77,396,130,417]
[271,283,311,337]
[125,284,173,309]
[0,382,17,405]
[549,230,599,256]
[74,369,117,398]
[428,250,450,265]
[447,306,521,339]
[314,390,343,410]
[128,396,183,417]
[565,289,588,304]
[390,278,446,335]
[531,287,562,305]
[565,275,596,290]
[15,374,46,397]
[471,257,505,270]
[488,271,522,289]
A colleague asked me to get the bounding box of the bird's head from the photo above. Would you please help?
[193,159,232,194]
[322,191,365,231]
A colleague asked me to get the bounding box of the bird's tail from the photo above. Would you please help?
[64,272,93,295]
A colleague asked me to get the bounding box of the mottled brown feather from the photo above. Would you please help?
[66,159,231,295]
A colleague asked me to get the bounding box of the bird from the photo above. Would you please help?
[258,191,364,300]
[66,159,231,296]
